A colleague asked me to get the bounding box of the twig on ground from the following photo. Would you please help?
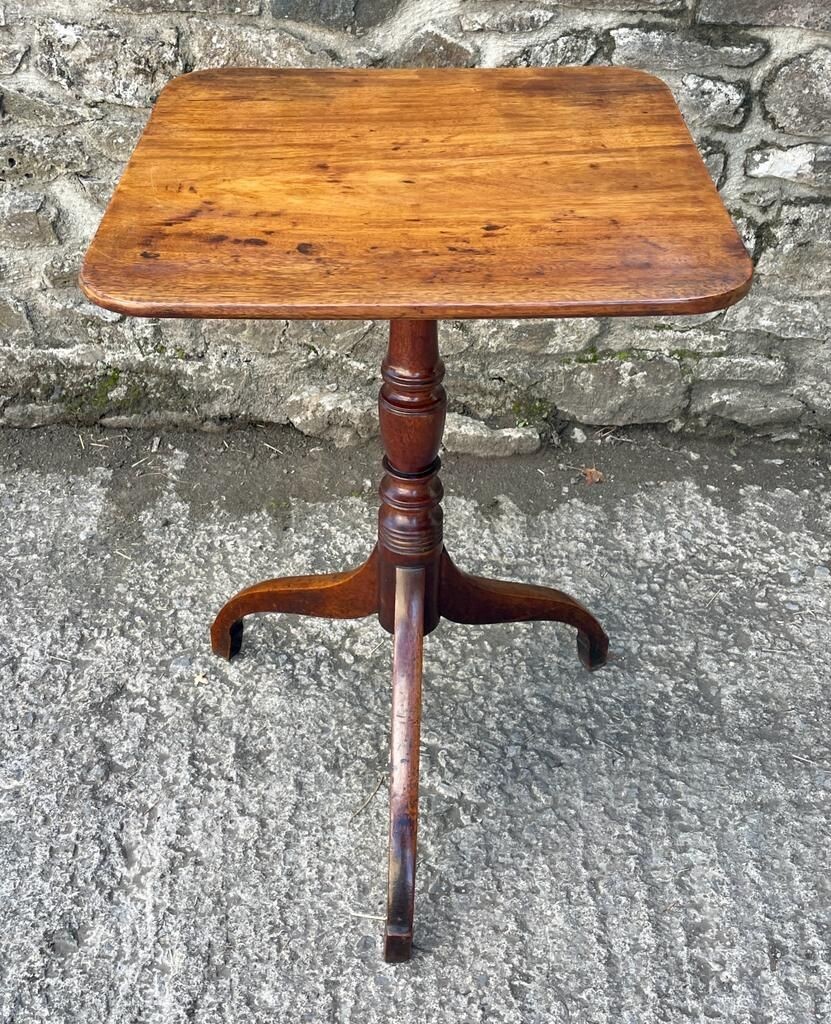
[346,909,386,921]
[648,439,689,461]
[790,753,831,773]
[350,776,385,820]
[593,427,637,445]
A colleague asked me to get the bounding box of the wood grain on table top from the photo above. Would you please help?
[80,67,753,321]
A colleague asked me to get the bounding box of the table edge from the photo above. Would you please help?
[78,263,753,321]
[160,65,676,93]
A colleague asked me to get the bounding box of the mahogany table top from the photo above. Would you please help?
[80,67,752,321]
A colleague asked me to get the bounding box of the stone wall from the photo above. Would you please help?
[1,0,829,443]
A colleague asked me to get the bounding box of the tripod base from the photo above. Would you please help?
[210,319,609,962]
[211,546,607,962]
[211,546,607,670]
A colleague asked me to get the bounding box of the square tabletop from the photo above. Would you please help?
[80,67,752,321]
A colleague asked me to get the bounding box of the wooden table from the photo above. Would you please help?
[80,67,752,963]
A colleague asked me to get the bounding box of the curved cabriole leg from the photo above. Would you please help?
[210,546,379,660]
[384,566,425,963]
[438,549,609,670]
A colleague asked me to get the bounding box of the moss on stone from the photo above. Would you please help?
[511,395,553,427]
[574,346,599,364]
[91,368,121,409]
[50,366,197,423]
[670,348,727,361]
[122,382,147,410]
[58,369,120,418]
[578,347,650,363]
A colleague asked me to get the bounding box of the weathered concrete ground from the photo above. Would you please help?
[1,424,829,1023]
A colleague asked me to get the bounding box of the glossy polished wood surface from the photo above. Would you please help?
[80,67,752,321]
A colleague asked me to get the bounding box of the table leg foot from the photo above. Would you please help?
[383,924,414,964]
[215,618,244,660]
[384,566,425,963]
[438,549,609,670]
[210,546,379,661]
